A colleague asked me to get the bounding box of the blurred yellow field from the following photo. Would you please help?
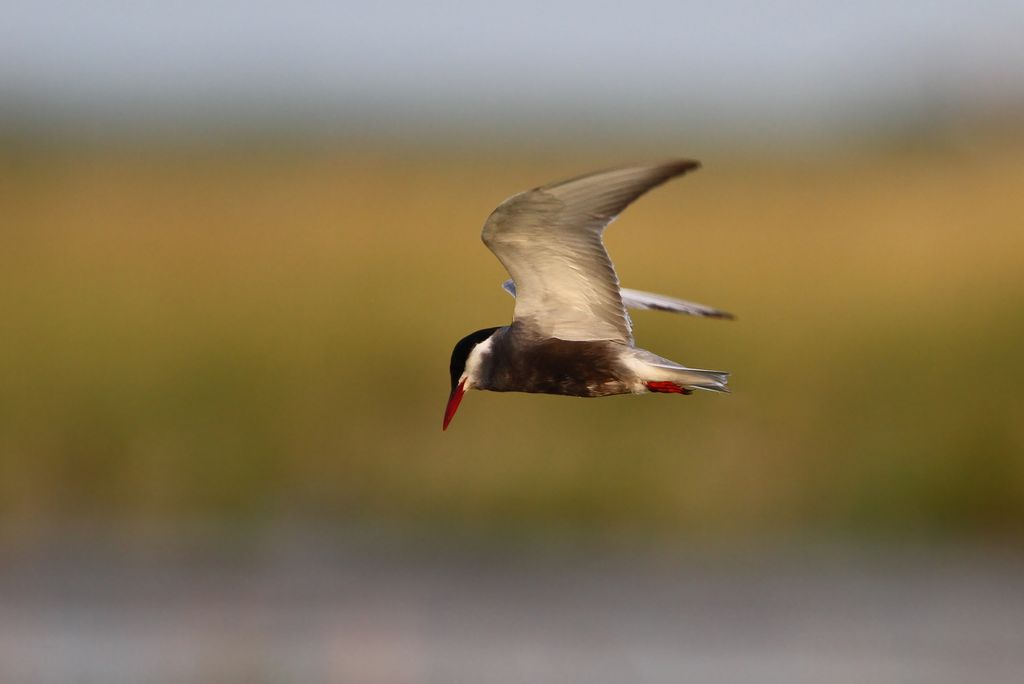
[2,141,1023,542]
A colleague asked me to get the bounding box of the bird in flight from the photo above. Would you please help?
[444,160,733,430]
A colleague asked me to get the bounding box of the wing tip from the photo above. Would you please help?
[629,158,702,180]
[708,309,736,321]
[670,158,701,173]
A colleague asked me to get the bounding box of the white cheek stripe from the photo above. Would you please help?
[462,335,495,389]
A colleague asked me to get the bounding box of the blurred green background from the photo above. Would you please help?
[2,1,1023,550]
[3,136,1022,545]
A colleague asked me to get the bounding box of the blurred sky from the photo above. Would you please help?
[2,1,1023,142]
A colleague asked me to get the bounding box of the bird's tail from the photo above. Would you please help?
[629,349,730,394]
[668,367,729,393]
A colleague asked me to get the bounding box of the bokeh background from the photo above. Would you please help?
[2,2,1024,682]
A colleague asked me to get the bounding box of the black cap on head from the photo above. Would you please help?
[449,327,500,391]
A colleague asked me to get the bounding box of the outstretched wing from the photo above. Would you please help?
[502,280,734,321]
[482,160,700,344]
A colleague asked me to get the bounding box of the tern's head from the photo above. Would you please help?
[443,327,500,430]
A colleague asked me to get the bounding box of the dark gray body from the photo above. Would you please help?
[475,325,635,397]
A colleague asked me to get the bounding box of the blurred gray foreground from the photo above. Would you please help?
[1,532,1022,684]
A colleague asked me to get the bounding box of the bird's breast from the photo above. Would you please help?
[479,336,633,397]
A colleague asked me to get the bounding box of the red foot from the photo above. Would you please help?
[645,381,693,395]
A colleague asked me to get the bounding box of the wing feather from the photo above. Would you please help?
[482,160,700,343]
[502,280,734,320]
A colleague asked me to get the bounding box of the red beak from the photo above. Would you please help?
[442,379,467,431]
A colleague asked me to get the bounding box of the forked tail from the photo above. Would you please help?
[652,367,729,393]
[628,349,730,395]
